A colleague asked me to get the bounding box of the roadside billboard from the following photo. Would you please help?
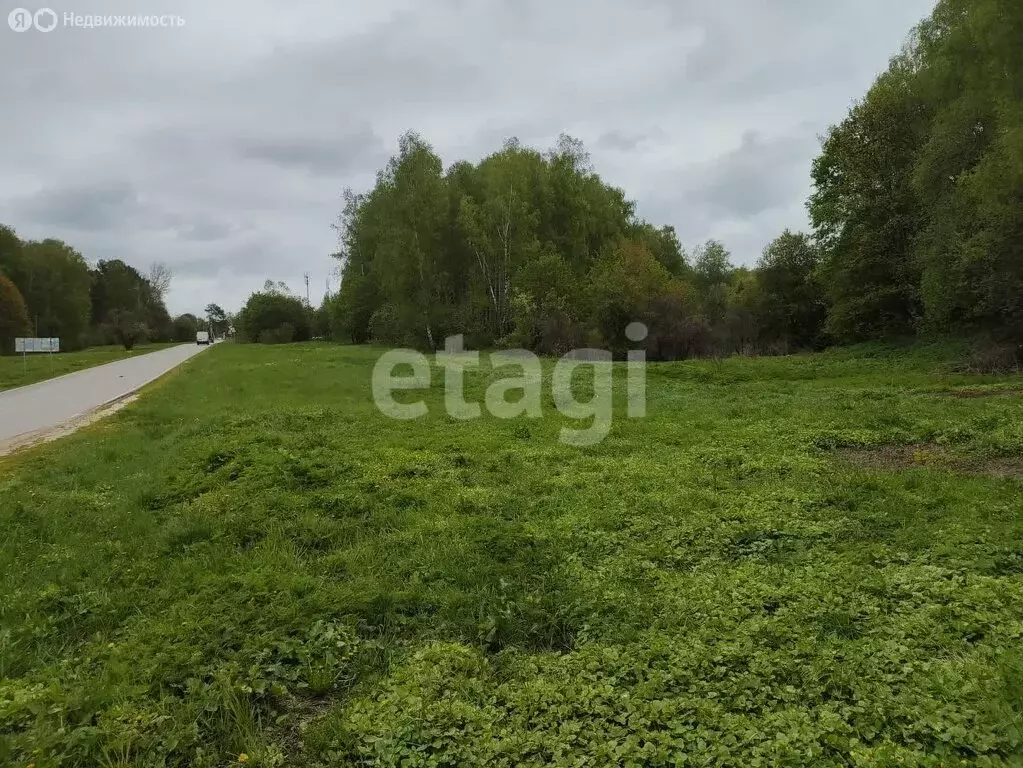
[15,338,61,353]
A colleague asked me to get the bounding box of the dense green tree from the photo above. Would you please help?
[236,291,311,344]
[172,313,199,342]
[589,239,679,356]
[909,0,1023,339]
[458,143,544,339]
[0,271,30,355]
[808,0,1023,343]
[16,239,92,348]
[690,240,734,291]
[90,259,172,344]
[336,134,653,351]
[688,240,735,326]
[107,309,147,350]
[310,299,331,340]
[0,225,25,286]
[810,55,931,342]
[205,303,230,337]
[755,231,829,349]
[631,223,687,277]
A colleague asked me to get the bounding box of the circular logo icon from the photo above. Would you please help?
[625,322,649,343]
[7,8,33,31]
[34,7,58,32]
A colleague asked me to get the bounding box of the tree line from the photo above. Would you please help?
[0,224,227,354]
[328,0,1021,360]
[325,132,825,359]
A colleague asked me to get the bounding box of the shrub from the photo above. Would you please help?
[368,304,402,345]
[258,323,296,344]
[172,314,199,343]
[236,291,310,344]
[642,295,712,361]
[106,309,148,351]
[954,342,1023,374]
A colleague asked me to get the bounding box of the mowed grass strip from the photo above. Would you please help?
[0,343,181,392]
[1,342,1022,767]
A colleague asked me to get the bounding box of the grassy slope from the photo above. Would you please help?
[1,342,1021,767]
[0,343,181,392]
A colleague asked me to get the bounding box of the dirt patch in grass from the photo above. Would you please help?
[277,695,336,763]
[835,444,1023,478]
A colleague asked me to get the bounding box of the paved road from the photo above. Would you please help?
[0,342,211,445]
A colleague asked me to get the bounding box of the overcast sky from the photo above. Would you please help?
[2,0,936,316]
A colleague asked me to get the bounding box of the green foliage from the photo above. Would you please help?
[9,238,93,349]
[810,57,929,342]
[205,303,230,338]
[589,238,675,356]
[236,291,311,344]
[258,323,296,344]
[810,0,1023,343]
[756,231,829,350]
[630,223,688,277]
[1,343,1022,765]
[335,134,840,358]
[173,313,199,342]
[0,271,30,356]
[106,308,148,350]
[690,239,734,291]
[336,134,706,355]
[0,225,25,289]
[0,224,193,356]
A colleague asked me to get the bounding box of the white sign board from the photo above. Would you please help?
[15,337,60,353]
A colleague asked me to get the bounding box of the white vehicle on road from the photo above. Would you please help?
[196,331,211,345]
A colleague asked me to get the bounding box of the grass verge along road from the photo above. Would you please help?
[0,343,179,392]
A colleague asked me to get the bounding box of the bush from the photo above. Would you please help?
[642,295,713,361]
[368,304,402,345]
[954,342,1023,374]
[106,309,148,351]
[172,314,199,343]
[258,323,296,344]
[236,291,310,344]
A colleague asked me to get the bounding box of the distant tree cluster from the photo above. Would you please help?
[325,132,826,359]
[235,281,313,344]
[0,223,215,353]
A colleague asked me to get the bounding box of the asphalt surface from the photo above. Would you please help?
[0,342,211,445]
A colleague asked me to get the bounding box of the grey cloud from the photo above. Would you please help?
[0,0,938,315]
[681,128,819,219]
[238,126,386,175]
[176,217,238,242]
[12,181,244,244]
[13,181,150,232]
[596,131,659,153]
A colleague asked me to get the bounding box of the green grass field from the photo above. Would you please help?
[1,342,1022,767]
[0,343,181,392]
